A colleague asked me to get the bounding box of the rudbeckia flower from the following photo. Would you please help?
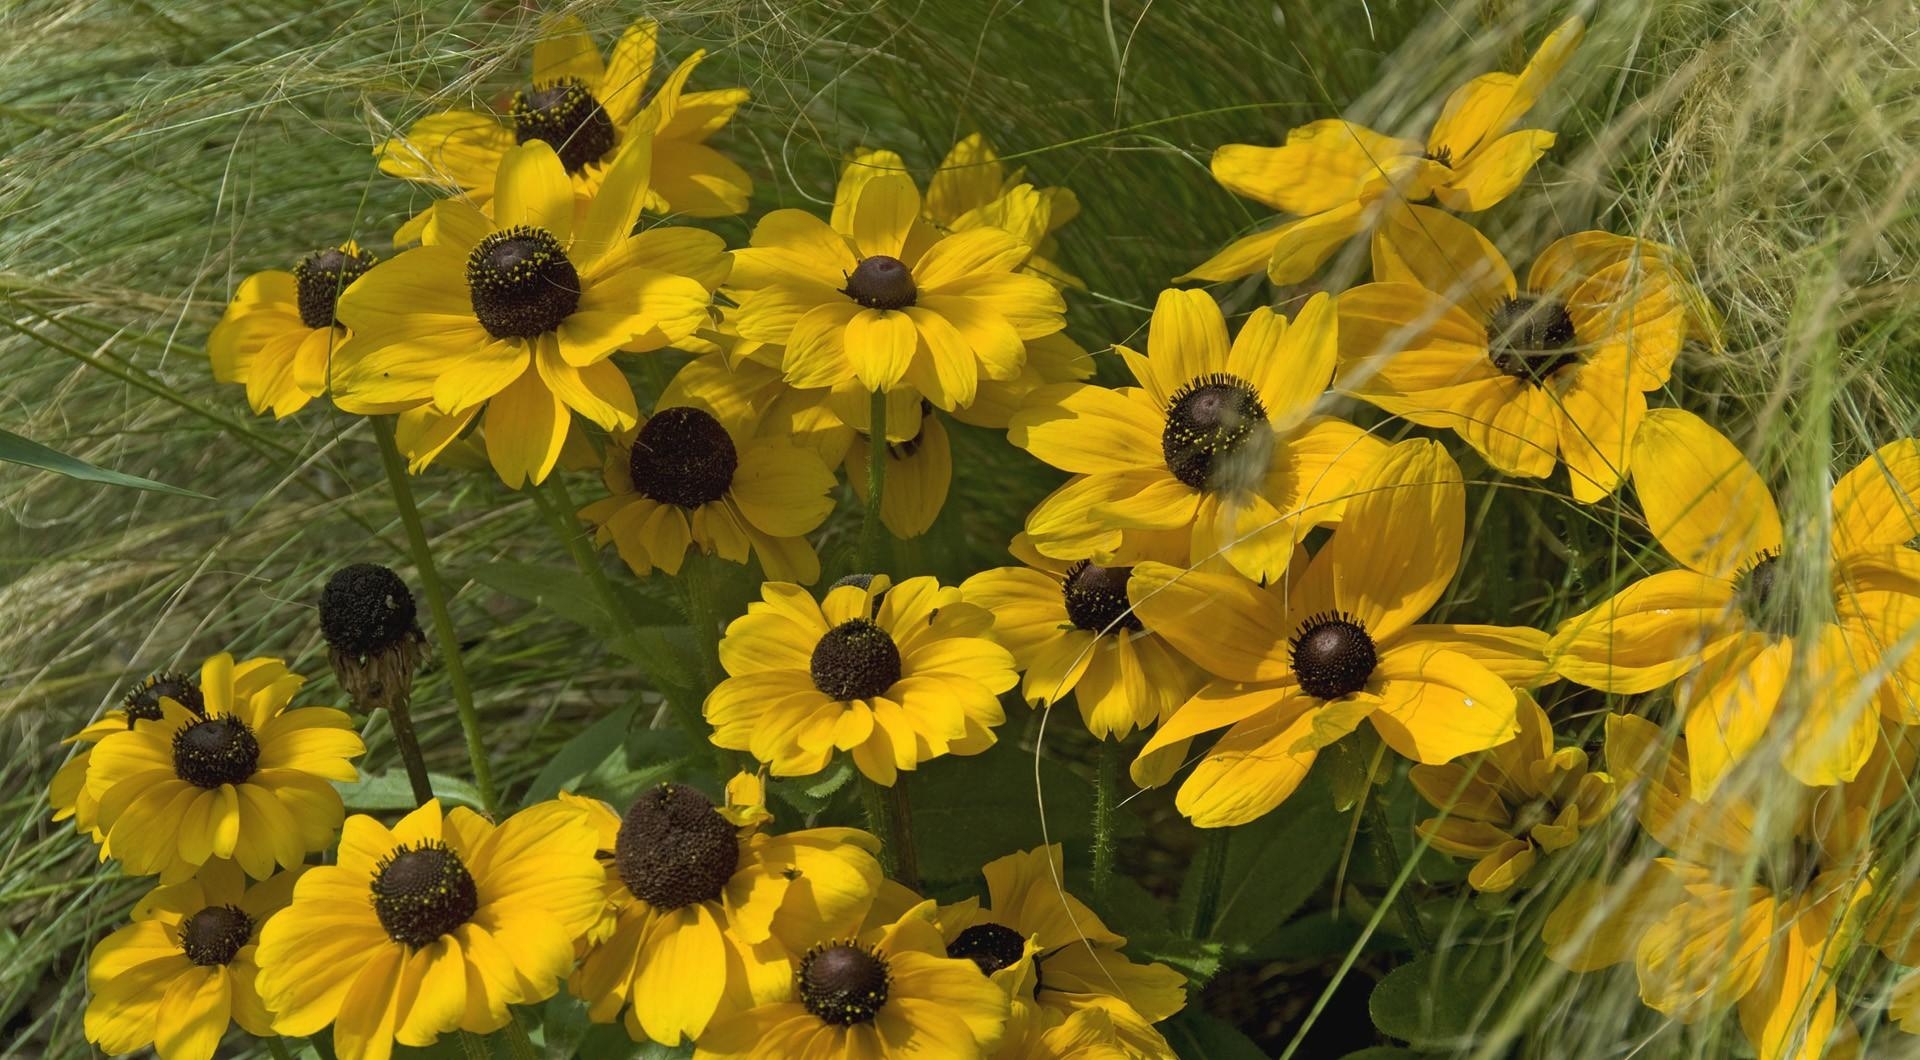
[82,653,364,882]
[1128,440,1552,827]
[207,243,376,418]
[1338,210,1706,501]
[936,845,1185,1053]
[568,774,884,1045]
[1543,714,1872,1060]
[728,148,1066,411]
[254,798,604,1060]
[1183,16,1583,284]
[51,670,207,839]
[377,17,751,219]
[83,862,303,1060]
[961,534,1203,752]
[577,400,837,583]
[871,137,1083,288]
[1011,287,1385,584]
[1410,690,1613,892]
[1018,1000,1176,1060]
[1549,410,1920,794]
[705,575,1018,785]
[333,135,727,487]
[693,898,1010,1060]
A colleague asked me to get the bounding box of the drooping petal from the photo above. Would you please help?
[1631,408,1782,579]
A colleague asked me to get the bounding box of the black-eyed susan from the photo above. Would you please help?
[378,16,751,220]
[937,845,1185,1051]
[207,243,376,418]
[83,653,363,881]
[728,149,1066,411]
[1015,1000,1176,1060]
[83,861,303,1060]
[51,670,208,840]
[577,400,837,583]
[318,563,427,714]
[1410,690,1613,892]
[705,575,1018,785]
[568,773,885,1045]
[894,136,1083,288]
[333,135,727,487]
[1011,287,1385,584]
[693,898,1010,1060]
[254,798,603,1060]
[961,534,1203,752]
[1550,410,1920,794]
[1338,211,1707,501]
[1128,440,1553,826]
[1183,16,1582,284]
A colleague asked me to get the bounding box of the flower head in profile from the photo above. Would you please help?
[1012,287,1385,584]
[83,861,302,1060]
[1550,410,1920,795]
[378,17,751,219]
[254,799,604,1060]
[578,399,837,583]
[82,653,364,881]
[333,135,728,487]
[1183,16,1583,284]
[568,773,884,1045]
[705,575,1017,785]
[1129,440,1552,827]
[1411,690,1613,892]
[208,243,376,418]
[728,149,1066,410]
[901,135,1083,288]
[693,899,1010,1060]
[1338,211,1709,501]
[51,670,208,840]
[936,845,1185,1054]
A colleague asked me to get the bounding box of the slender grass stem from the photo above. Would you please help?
[858,389,888,573]
[265,1038,297,1060]
[372,417,497,815]
[1091,737,1120,903]
[1364,788,1430,954]
[1185,826,1231,939]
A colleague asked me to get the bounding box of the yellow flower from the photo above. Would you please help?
[377,17,751,219]
[728,150,1066,410]
[961,534,1203,753]
[568,774,884,1045]
[1410,690,1613,892]
[577,400,837,583]
[51,670,208,839]
[693,898,1010,1060]
[1010,287,1385,583]
[905,136,1082,288]
[207,243,375,418]
[1128,440,1552,826]
[1183,16,1583,284]
[254,799,604,1060]
[332,135,728,487]
[705,575,1018,785]
[1338,214,1705,501]
[82,653,364,882]
[936,845,1185,1055]
[1013,1000,1175,1060]
[83,862,302,1060]
[1550,410,1920,794]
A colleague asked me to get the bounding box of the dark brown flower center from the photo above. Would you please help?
[614,783,740,909]
[1735,551,1797,636]
[509,78,616,174]
[1289,612,1377,700]
[172,717,260,788]
[800,942,891,1025]
[841,255,917,310]
[124,671,204,727]
[809,619,902,701]
[1162,374,1271,491]
[946,922,1027,976]
[371,841,479,947]
[1062,561,1142,634]
[1486,295,1580,384]
[320,563,420,659]
[294,246,377,330]
[179,904,254,966]
[629,406,739,508]
[466,225,581,338]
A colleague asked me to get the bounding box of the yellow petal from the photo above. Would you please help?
[1631,409,1782,578]
[1209,120,1420,215]
[1368,645,1518,764]
[1370,203,1516,318]
[491,141,573,243]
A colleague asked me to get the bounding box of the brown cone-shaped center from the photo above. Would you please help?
[800,942,891,1025]
[1162,374,1270,491]
[371,841,479,948]
[1062,561,1142,633]
[841,255,917,310]
[1289,612,1377,700]
[809,619,902,701]
[629,407,739,509]
[509,78,616,174]
[179,904,254,966]
[466,225,581,338]
[320,563,420,658]
[614,783,740,909]
[947,922,1027,976]
[294,246,377,330]
[1486,294,1580,383]
[125,671,204,726]
[172,717,260,788]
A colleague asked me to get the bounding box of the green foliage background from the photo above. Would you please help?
[2,0,1916,1057]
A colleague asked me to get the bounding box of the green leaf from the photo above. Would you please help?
[1368,947,1507,1050]
[0,426,208,498]
[525,704,638,804]
[335,768,486,811]
[905,735,1097,883]
[1207,769,1347,945]
[1126,932,1227,984]
[472,562,692,684]
[1339,1049,1421,1059]
[1159,1012,1269,1060]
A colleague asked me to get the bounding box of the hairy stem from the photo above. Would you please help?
[858,388,889,573]
[1091,738,1120,903]
[1365,791,1431,954]
[1186,826,1232,939]
[382,688,434,806]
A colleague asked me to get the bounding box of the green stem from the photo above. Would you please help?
[859,776,918,886]
[373,417,498,815]
[504,1012,540,1060]
[683,555,724,690]
[457,1030,493,1060]
[265,1038,297,1060]
[858,388,889,572]
[1185,826,1232,938]
[1364,792,1430,954]
[382,689,434,806]
[1091,738,1120,904]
